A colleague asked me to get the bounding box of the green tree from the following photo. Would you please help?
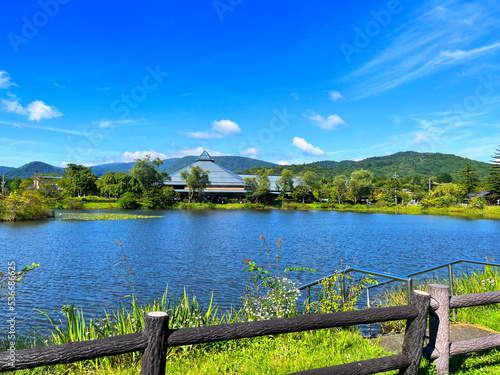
[436,172,453,183]
[60,164,98,197]
[313,178,331,202]
[488,146,500,196]
[457,159,479,198]
[244,170,271,203]
[130,155,169,195]
[180,165,210,203]
[349,169,374,204]
[9,177,22,193]
[97,171,141,198]
[1,190,50,221]
[143,186,177,208]
[293,171,317,203]
[331,175,349,204]
[275,169,294,200]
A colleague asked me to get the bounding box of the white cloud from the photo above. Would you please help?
[290,93,300,101]
[53,82,66,89]
[212,119,241,135]
[2,94,63,122]
[304,111,346,130]
[0,71,16,89]
[292,137,324,156]
[327,90,343,101]
[120,150,168,162]
[414,134,432,145]
[240,147,260,159]
[186,119,241,139]
[276,160,290,165]
[2,94,27,115]
[26,100,63,121]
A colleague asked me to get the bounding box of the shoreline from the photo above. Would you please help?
[70,201,500,220]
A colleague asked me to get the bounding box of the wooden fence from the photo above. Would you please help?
[423,284,500,375]
[1,286,499,375]
[0,290,430,375]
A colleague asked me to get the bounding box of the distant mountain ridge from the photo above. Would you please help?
[2,152,492,179]
[4,162,64,179]
[160,156,278,175]
[311,151,491,178]
[241,151,492,179]
[92,158,180,176]
[0,166,15,175]
[2,155,279,179]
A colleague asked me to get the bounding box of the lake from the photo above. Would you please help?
[1,209,499,333]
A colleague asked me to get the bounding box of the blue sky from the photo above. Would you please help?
[1,0,500,167]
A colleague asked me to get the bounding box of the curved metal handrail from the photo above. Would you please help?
[301,259,499,311]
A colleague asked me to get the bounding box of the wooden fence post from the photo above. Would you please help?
[399,290,430,375]
[141,312,169,375]
[428,284,450,375]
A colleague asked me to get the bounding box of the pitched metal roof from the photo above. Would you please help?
[166,150,282,193]
[167,151,244,187]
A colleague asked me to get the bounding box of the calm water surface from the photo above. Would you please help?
[1,209,498,332]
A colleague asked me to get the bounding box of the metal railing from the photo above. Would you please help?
[299,267,413,306]
[365,259,500,317]
[301,259,500,313]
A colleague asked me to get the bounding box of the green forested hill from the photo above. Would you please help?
[4,162,63,179]
[241,151,491,179]
[0,166,14,175]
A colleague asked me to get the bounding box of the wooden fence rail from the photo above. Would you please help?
[423,284,500,375]
[0,290,430,375]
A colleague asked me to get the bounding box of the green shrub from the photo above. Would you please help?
[1,191,51,220]
[64,199,84,210]
[469,196,486,209]
[118,193,140,209]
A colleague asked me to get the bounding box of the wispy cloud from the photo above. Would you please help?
[326,90,343,101]
[0,119,85,136]
[2,93,27,115]
[0,71,16,89]
[346,0,500,99]
[292,136,324,156]
[304,111,346,130]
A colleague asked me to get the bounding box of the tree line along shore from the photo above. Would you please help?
[1,147,500,221]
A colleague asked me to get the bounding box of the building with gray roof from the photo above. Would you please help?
[164,150,281,201]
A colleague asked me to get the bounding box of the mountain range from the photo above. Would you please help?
[0,156,278,179]
[0,151,493,180]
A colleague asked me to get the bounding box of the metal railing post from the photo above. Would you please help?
[448,264,456,321]
[407,278,413,304]
[307,286,311,313]
[341,275,346,308]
